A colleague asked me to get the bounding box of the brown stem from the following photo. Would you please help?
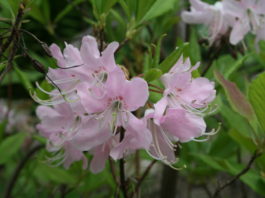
[0,2,25,82]
[0,2,25,58]
[119,129,128,198]
[109,157,120,186]
[116,38,129,53]
[4,144,43,198]
[201,43,223,76]
[148,83,164,91]
[213,150,262,198]
[149,89,163,94]
[132,160,157,198]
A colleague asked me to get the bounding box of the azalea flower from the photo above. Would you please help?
[145,56,217,165]
[157,56,216,116]
[145,107,207,165]
[76,68,149,134]
[35,35,152,171]
[36,103,87,168]
[223,0,265,45]
[181,0,231,44]
[32,35,120,105]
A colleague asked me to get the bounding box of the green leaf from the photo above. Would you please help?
[101,0,118,13]
[248,72,265,132]
[215,70,255,121]
[224,55,248,79]
[193,154,265,196]
[159,43,189,73]
[14,65,33,90]
[34,162,76,184]
[229,129,257,152]
[136,0,156,21]
[144,68,162,82]
[0,133,27,164]
[154,34,166,67]
[139,0,176,23]
[189,28,201,64]
[54,0,85,23]
[216,95,254,137]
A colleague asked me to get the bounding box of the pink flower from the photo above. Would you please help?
[76,68,149,133]
[145,106,207,165]
[223,0,265,45]
[181,0,231,44]
[36,103,87,168]
[158,56,216,116]
[110,114,152,160]
[32,35,120,106]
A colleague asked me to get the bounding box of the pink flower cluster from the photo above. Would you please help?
[34,35,216,173]
[182,0,265,45]
[145,57,216,165]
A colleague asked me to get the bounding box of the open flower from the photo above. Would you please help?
[181,0,231,44]
[223,0,265,45]
[32,35,120,106]
[157,56,216,116]
[36,103,87,168]
[77,68,149,133]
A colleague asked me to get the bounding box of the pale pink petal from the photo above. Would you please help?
[180,77,216,108]
[63,142,87,169]
[90,144,110,173]
[230,19,250,45]
[72,118,112,151]
[80,36,101,69]
[122,77,149,111]
[101,42,119,71]
[49,44,65,67]
[161,108,206,142]
[148,122,176,163]
[76,82,107,113]
[110,114,151,160]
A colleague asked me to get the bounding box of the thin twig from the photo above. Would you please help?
[0,2,26,82]
[132,160,157,198]
[148,83,164,91]
[4,144,44,198]
[201,42,224,76]
[116,38,129,53]
[213,150,262,198]
[0,2,25,58]
[119,129,128,198]
[149,89,163,94]
[109,157,120,186]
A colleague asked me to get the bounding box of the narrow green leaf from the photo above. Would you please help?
[154,34,166,67]
[14,65,33,90]
[101,0,118,13]
[34,162,76,184]
[224,55,248,79]
[139,0,176,23]
[0,133,27,164]
[136,0,156,21]
[214,70,255,121]
[248,72,265,132]
[54,0,85,23]
[189,28,201,64]
[159,43,189,73]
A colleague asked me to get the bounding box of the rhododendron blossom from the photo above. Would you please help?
[144,56,217,165]
[182,0,265,45]
[35,35,151,172]
[34,35,217,173]
[181,0,230,44]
